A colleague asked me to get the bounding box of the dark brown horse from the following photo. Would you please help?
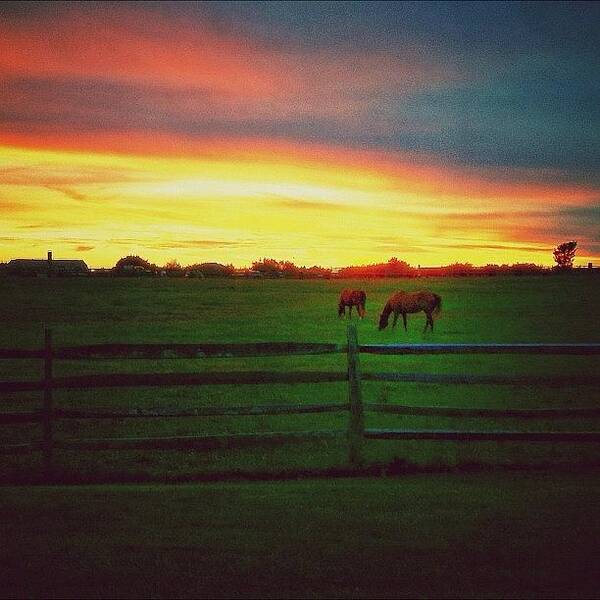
[338,289,367,319]
[378,290,442,332]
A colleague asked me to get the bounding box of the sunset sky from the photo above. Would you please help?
[1,1,599,268]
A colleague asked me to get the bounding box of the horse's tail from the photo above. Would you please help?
[378,301,393,330]
[432,294,442,316]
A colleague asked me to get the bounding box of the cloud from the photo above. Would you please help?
[1,1,599,182]
[148,239,255,250]
[75,245,94,252]
[44,186,89,202]
[0,198,32,212]
[0,4,455,121]
[560,204,600,220]
[0,164,141,186]
[270,198,351,212]
[434,242,552,253]
[1,2,599,266]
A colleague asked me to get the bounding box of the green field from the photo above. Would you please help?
[1,276,599,598]
[1,472,599,598]
[1,275,599,481]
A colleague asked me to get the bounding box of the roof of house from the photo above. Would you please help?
[7,259,89,270]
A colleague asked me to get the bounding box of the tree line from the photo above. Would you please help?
[108,241,583,278]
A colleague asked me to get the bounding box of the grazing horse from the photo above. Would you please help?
[378,290,442,332]
[338,289,367,319]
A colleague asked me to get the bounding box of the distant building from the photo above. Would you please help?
[6,251,89,276]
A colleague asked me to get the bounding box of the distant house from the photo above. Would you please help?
[7,253,89,276]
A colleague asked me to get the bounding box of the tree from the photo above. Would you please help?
[385,257,415,277]
[113,255,157,274]
[553,241,577,269]
[164,259,182,271]
[251,258,283,277]
[186,262,235,277]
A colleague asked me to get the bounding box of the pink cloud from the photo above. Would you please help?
[0,4,459,126]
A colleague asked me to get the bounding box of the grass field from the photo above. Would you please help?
[1,275,599,481]
[1,471,599,598]
[1,275,599,598]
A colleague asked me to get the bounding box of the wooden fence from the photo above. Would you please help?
[1,326,600,481]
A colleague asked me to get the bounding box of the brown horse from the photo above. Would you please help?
[338,289,367,319]
[378,290,442,332]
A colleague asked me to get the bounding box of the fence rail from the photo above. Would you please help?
[0,403,349,424]
[0,342,343,361]
[360,343,600,355]
[364,373,600,386]
[1,327,599,481]
[364,429,600,442]
[54,342,344,360]
[0,430,344,455]
[0,371,346,393]
[365,403,600,419]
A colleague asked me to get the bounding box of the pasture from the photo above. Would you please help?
[1,275,599,481]
[1,472,599,598]
[1,275,599,597]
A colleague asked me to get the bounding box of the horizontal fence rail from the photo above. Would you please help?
[364,373,600,386]
[364,429,600,442]
[365,403,600,419]
[0,371,347,393]
[0,342,344,361]
[1,326,599,482]
[0,430,344,455]
[0,403,349,424]
[361,343,600,355]
[54,342,345,360]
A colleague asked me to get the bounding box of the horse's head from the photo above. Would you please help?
[378,310,389,330]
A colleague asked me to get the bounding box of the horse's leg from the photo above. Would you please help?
[349,305,353,319]
[424,310,433,332]
[392,312,398,328]
[402,313,407,331]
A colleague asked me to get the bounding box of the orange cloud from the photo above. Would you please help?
[0,3,455,129]
[2,128,596,212]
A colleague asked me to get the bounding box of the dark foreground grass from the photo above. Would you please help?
[1,471,598,599]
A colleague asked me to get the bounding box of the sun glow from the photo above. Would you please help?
[1,141,598,268]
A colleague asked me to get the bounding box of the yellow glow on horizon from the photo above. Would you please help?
[0,144,597,268]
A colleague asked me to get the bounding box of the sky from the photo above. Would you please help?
[1,0,599,268]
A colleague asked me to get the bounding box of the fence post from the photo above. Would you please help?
[347,323,364,466]
[43,328,54,481]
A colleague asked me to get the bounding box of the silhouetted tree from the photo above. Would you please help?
[508,263,545,276]
[252,258,283,277]
[337,257,416,278]
[385,257,415,277]
[553,241,577,269]
[303,265,333,279]
[113,255,157,275]
[446,262,474,277]
[163,259,184,277]
[186,262,235,277]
